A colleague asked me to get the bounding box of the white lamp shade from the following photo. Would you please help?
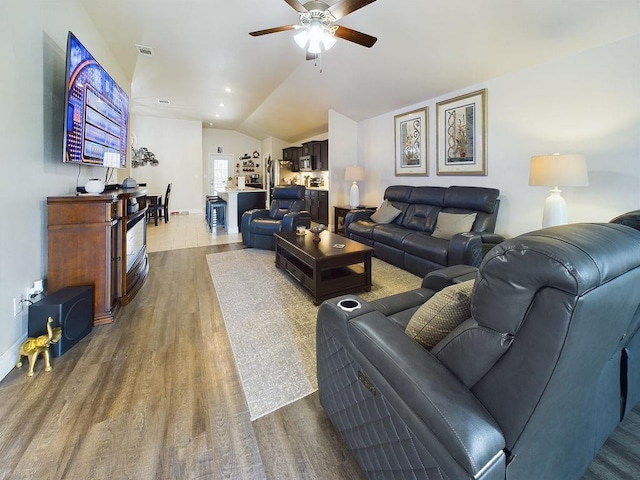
[294,30,309,49]
[529,153,588,228]
[529,154,589,187]
[322,33,337,50]
[345,165,365,182]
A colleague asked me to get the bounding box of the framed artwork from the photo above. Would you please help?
[436,89,487,176]
[394,107,428,176]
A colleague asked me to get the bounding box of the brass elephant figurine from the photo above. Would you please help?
[16,317,62,377]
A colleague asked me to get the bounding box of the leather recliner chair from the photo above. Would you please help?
[241,185,311,250]
[610,209,640,231]
[316,222,640,479]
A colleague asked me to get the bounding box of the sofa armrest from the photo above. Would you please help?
[282,211,311,231]
[421,265,479,290]
[344,209,374,232]
[241,208,270,231]
[348,313,506,477]
[448,232,505,268]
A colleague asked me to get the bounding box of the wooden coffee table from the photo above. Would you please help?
[274,230,374,305]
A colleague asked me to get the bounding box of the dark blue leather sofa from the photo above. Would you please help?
[345,185,503,277]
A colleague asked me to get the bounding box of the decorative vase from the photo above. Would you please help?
[84,178,105,194]
[309,224,326,242]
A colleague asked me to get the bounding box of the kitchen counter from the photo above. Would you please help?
[216,187,267,233]
[218,186,267,193]
[278,184,328,191]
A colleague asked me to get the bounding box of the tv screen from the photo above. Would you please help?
[63,32,129,169]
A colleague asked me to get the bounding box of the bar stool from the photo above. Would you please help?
[206,196,226,230]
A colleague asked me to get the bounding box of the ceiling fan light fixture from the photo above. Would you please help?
[309,23,324,42]
[308,38,322,54]
[294,29,309,48]
[322,32,336,50]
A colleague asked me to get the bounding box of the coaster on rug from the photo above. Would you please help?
[207,249,420,420]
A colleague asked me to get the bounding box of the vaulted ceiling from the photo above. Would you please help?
[81,0,640,143]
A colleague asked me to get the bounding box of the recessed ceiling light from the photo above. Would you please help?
[135,44,154,56]
[215,114,220,118]
[219,103,225,107]
[225,87,231,93]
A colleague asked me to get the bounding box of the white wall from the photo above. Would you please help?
[0,0,131,379]
[130,115,203,213]
[357,35,640,238]
[202,127,262,182]
[328,110,358,217]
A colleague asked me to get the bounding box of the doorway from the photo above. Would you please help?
[207,154,233,195]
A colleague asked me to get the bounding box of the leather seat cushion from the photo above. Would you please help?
[349,219,377,239]
[250,218,283,235]
[402,232,449,265]
[372,224,414,248]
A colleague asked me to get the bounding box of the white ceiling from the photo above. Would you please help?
[81,0,640,144]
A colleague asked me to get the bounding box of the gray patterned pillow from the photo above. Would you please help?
[405,280,474,349]
[431,212,477,240]
[370,199,402,224]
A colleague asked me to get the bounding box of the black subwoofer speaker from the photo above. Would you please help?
[28,285,93,357]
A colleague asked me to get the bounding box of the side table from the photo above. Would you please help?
[334,205,377,236]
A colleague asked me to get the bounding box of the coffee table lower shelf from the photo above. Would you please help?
[274,232,373,305]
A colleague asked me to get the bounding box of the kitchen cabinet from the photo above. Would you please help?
[305,189,329,225]
[283,146,302,172]
[302,140,329,171]
[317,140,329,171]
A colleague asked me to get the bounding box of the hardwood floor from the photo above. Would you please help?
[0,239,636,479]
[0,244,361,479]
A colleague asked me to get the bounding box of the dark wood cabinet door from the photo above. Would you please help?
[318,140,329,171]
[318,191,329,225]
[291,147,301,172]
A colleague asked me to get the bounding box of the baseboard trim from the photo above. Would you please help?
[0,334,27,381]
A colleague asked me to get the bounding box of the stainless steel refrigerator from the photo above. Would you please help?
[266,155,280,205]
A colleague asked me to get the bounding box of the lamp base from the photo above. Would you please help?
[542,188,567,227]
[349,182,360,209]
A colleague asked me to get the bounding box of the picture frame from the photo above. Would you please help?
[394,107,428,176]
[436,89,487,176]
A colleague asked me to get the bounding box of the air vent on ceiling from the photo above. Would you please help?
[135,44,154,56]
[158,99,170,105]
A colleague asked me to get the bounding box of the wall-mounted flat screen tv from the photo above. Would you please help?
[63,31,129,169]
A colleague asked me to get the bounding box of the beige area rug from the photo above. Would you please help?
[206,248,421,420]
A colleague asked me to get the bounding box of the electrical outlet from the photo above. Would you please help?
[13,297,23,316]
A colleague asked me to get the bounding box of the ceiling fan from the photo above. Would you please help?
[249,0,377,58]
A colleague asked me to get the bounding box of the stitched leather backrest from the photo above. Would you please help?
[269,186,305,219]
[434,223,640,477]
[443,186,500,232]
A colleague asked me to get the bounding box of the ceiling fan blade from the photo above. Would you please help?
[283,0,308,13]
[328,0,376,20]
[249,25,296,36]
[334,25,377,48]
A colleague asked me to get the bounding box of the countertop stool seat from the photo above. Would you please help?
[206,196,226,230]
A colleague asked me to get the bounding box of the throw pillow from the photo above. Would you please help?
[370,200,402,224]
[405,280,474,349]
[431,212,477,240]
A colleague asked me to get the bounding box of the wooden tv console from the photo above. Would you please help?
[47,188,149,325]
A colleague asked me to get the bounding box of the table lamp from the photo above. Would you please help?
[529,153,589,227]
[345,165,365,208]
